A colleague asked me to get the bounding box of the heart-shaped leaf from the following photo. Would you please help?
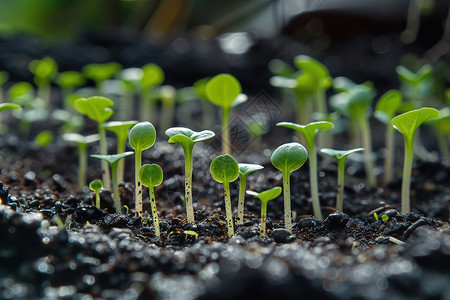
[83,62,122,84]
[320,148,364,160]
[91,151,134,166]
[247,187,282,204]
[139,164,163,188]
[277,121,333,149]
[271,142,308,174]
[62,133,100,145]
[294,55,332,90]
[238,163,264,177]
[392,107,440,140]
[141,63,164,90]
[206,74,241,109]
[374,90,402,125]
[74,96,114,124]
[0,71,9,86]
[210,154,239,184]
[166,127,215,146]
[396,65,432,86]
[129,122,156,152]
[89,179,103,192]
[55,71,86,90]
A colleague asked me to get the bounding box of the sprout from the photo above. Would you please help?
[166,127,215,223]
[116,67,142,121]
[247,187,282,238]
[89,179,103,209]
[0,71,9,102]
[277,121,333,220]
[237,163,264,225]
[34,130,53,147]
[74,96,114,190]
[91,152,134,213]
[129,122,156,217]
[210,154,239,237]
[159,85,176,134]
[62,133,100,189]
[392,107,439,214]
[374,90,403,185]
[206,74,243,154]
[139,164,163,238]
[82,62,122,93]
[29,57,58,108]
[103,120,138,183]
[320,148,364,212]
[193,77,214,128]
[55,71,86,110]
[271,142,308,230]
[139,63,164,122]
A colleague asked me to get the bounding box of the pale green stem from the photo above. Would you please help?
[401,136,414,214]
[201,99,214,129]
[119,92,133,121]
[402,0,423,44]
[78,143,87,190]
[140,90,155,122]
[95,191,101,209]
[160,97,175,135]
[237,175,248,225]
[134,150,143,217]
[149,186,160,238]
[38,82,51,110]
[384,124,395,185]
[359,117,376,187]
[116,134,127,184]
[222,107,231,154]
[0,86,3,102]
[111,162,121,213]
[283,173,292,231]
[260,201,267,238]
[183,145,195,223]
[295,96,307,145]
[224,182,234,237]
[436,131,450,161]
[98,125,111,190]
[308,142,323,220]
[336,158,345,212]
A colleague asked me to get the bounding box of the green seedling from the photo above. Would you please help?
[103,120,138,183]
[34,130,53,147]
[247,187,282,238]
[392,107,439,214]
[374,90,403,185]
[29,57,58,108]
[430,107,450,160]
[210,154,239,237]
[129,122,156,217]
[271,142,308,230]
[82,62,122,93]
[206,74,243,154]
[0,71,9,102]
[166,127,215,223]
[89,179,103,209]
[116,67,142,121]
[55,71,86,110]
[139,164,163,238]
[237,163,264,225]
[139,63,164,122]
[0,103,21,134]
[330,79,377,187]
[159,85,176,134]
[63,133,100,189]
[193,77,214,128]
[320,148,364,212]
[74,96,114,190]
[278,121,333,220]
[91,152,134,213]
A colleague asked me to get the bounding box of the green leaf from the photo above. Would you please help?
[0,71,9,86]
[238,163,264,177]
[91,151,134,165]
[210,154,239,184]
[268,59,295,77]
[139,164,163,188]
[103,120,138,137]
[206,74,242,109]
[396,65,432,86]
[193,77,210,100]
[271,142,308,174]
[7,82,34,103]
[141,63,164,90]
[89,179,103,192]
[277,121,333,148]
[29,57,58,82]
[62,133,100,145]
[247,187,282,204]
[34,130,53,146]
[431,107,450,134]
[128,122,156,152]
[320,148,364,160]
[74,96,114,124]
[333,77,355,93]
[55,71,86,90]
[83,62,122,84]
[166,127,215,146]
[392,107,440,139]
[269,76,297,89]
[0,103,21,112]
[294,55,332,90]
[374,90,403,125]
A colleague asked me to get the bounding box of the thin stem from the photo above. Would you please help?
[336,158,346,212]
[78,143,87,190]
[384,124,395,185]
[401,137,414,214]
[140,90,156,122]
[237,175,247,225]
[116,134,127,184]
[98,125,111,190]
[149,186,160,238]
[183,145,195,223]
[95,191,100,209]
[111,162,121,213]
[283,173,292,231]
[38,83,51,110]
[401,0,423,44]
[359,117,376,187]
[308,143,323,220]
[119,92,133,121]
[134,150,143,217]
[224,182,234,237]
[436,130,450,161]
[260,201,267,238]
[160,97,175,135]
[222,108,231,154]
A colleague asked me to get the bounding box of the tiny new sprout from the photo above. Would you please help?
[103,120,139,183]
[277,121,333,220]
[247,187,282,238]
[206,74,244,154]
[139,164,163,238]
[139,63,164,122]
[129,122,156,217]
[91,152,134,213]
[210,154,239,237]
[74,96,114,190]
[271,142,308,230]
[320,148,364,212]
[392,107,439,214]
[82,62,122,93]
[89,179,103,209]
[237,163,264,225]
[29,57,58,108]
[165,127,215,223]
[374,90,403,185]
[62,133,100,189]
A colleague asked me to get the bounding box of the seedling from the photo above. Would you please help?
[237,163,264,225]
[129,122,156,217]
[277,121,333,220]
[193,77,214,128]
[0,71,9,102]
[210,154,239,237]
[91,152,134,213]
[55,71,86,109]
[139,63,164,122]
[430,107,450,160]
[139,164,163,238]
[320,148,364,212]
[62,133,100,189]
[206,74,242,154]
[116,67,142,121]
[271,142,308,230]
[374,90,403,185]
[29,57,58,108]
[82,62,122,93]
[103,120,138,183]
[159,85,176,134]
[392,107,439,214]
[165,127,215,223]
[247,187,282,238]
[74,96,114,190]
[89,179,103,209]
[34,130,53,147]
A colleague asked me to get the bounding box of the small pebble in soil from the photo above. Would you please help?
[324,212,349,229]
[271,228,296,243]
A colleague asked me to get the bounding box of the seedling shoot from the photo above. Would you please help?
[237,163,264,225]
[89,179,103,209]
[247,187,282,238]
[139,164,164,238]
